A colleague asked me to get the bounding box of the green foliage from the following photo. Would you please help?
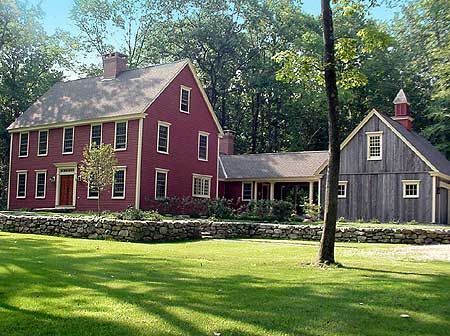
[207,198,234,219]
[271,200,295,221]
[303,202,321,222]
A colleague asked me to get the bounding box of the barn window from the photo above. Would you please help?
[19,132,29,157]
[402,180,420,198]
[114,121,128,150]
[112,167,126,199]
[192,174,211,198]
[338,181,347,198]
[35,170,46,199]
[366,131,383,160]
[38,130,48,156]
[242,182,253,201]
[198,132,209,161]
[157,121,171,154]
[180,86,191,113]
[155,169,168,200]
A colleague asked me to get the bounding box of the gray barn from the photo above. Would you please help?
[320,90,450,224]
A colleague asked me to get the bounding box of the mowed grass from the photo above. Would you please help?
[0,234,449,336]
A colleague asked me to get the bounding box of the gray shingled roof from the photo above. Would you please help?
[219,151,329,180]
[8,60,188,130]
[379,113,450,175]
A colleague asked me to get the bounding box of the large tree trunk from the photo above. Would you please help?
[319,0,340,264]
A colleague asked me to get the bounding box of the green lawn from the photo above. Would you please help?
[0,233,449,336]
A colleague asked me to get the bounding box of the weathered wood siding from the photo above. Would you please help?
[321,114,437,223]
[438,187,449,225]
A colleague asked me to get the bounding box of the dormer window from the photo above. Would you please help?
[366,131,383,160]
[180,86,191,113]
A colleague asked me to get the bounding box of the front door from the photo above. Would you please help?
[59,175,74,206]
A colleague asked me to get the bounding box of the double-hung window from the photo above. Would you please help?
[198,132,209,161]
[192,174,211,198]
[114,121,127,150]
[19,132,29,157]
[38,130,48,156]
[157,121,170,154]
[90,124,102,148]
[155,169,169,200]
[35,170,46,199]
[402,180,420,198]
[366,131,383,160]
[16,171,27,198]
[112,167,126,199]
[63,127,74,154]
[338,181,348,198]
[242,182,253,201]
[87,176,99,199]
[180,86,191,113]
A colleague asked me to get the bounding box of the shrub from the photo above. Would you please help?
[146,197,209,217]
[144,210,163,221]
[207,198,234,219]
[338,216,346,223]
[117,207,145,220]
[370,218,380,224]
[271,200,295,221]
[303,202,321,221]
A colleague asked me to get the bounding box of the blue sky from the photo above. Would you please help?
[33,0,403,35]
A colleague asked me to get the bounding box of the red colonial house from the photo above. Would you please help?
[7,53,223,211]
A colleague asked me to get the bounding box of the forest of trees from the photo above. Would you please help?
[0,0,449,208]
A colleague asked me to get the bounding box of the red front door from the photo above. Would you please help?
[59,175,74,206]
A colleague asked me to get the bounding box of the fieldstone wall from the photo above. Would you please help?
[0,214,449,245]
[201,222,450,244]
[0,215,202,242]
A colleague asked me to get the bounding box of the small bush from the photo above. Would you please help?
[117,207,145,220]
[144,210,163,221]
[338,216,346,223]
[207,198,234,219]
[370,218,380,224]
[303,202,321,222]
[271,201,295,221]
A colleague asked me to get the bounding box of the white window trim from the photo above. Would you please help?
[402,180,420,199]
[19,132,29,158]
[34,170,47,199]
[154,168,169,200]
[90,123,103,149]
[62,127,74,154]
[87,180,99,200]
[180,85,191,113]
[198,131,209,161]
[338,181,348,199]
[366,131,383,161]
[192,173,212,198]
[37,130,49,156]
[157,121,171,154]
[111,166,127,200]
[16,170,27,199]
[242,182,253,201]
[55,164,77,208]
[114,120,128,151]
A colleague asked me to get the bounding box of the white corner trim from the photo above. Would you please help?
[7,134,12,209]
[135,118,144,209]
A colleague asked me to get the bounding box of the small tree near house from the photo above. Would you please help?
[79,144,118,214]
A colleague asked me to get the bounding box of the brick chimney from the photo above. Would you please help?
[392,89,413,131]
[102,52,128,79]
[219,130,235,155]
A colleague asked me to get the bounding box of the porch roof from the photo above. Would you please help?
[219,151,328,180]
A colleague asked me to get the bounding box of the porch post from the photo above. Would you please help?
[318,179,321,206]
[309,181,314,204]
[253,181,258,200]
[270,182,275,200]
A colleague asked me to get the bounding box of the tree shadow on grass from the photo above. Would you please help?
[0,235,449,336]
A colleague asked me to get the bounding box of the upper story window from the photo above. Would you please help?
[114,121,128,150]
[180,86,191,113]
[63,127,74,154]
[242,182,253,201]
[402,180,420,198]
[16,171,27,198]
[155,168,168,200]
[90,124,102,148]
[112,167,126,199]
[157,121,170,154]
[198,132,209,161]
[38,130,48,156]
[366,131,383,160]
[35,170,46,199]
[338,181,348,198]
[19,132,29,157]
[192,174,211,198]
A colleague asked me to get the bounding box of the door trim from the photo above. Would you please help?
[55,164,77,208]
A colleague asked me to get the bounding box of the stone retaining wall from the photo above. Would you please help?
[0,214,449,245]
